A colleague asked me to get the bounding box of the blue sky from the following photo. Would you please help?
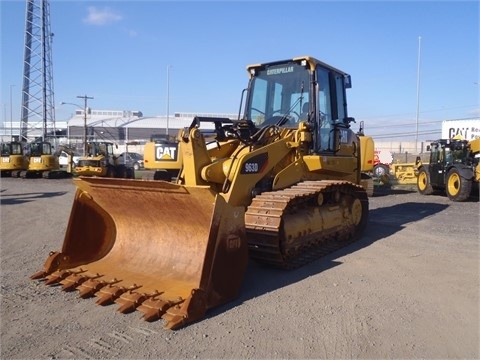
[1,0,478,141]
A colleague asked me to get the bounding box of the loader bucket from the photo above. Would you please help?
[31,177,248,330]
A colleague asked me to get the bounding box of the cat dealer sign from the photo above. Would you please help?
[442,119,480,140]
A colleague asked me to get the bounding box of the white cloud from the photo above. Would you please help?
[468,107,480,118]
[83,6,123,26]
[125,28,138,38]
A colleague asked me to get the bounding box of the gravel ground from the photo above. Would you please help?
[0,177,478,359]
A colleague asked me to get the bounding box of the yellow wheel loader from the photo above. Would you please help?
[75,141,135,178]
[0,140,29,177]
[32,56,374,330]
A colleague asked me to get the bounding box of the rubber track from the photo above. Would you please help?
[245,180,368,269]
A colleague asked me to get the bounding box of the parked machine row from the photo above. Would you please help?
[0,140,136,179]
[0,140,72,178]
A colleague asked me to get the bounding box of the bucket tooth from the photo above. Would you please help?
[77,278,111,299]
[95,284,129,306]
[116,291,147,314]
[31,251,68,280]
[44,270,73,286]
[61,273,90,292]
[163,289,207,330]
[31,270,48,280]
[138,297,182,322]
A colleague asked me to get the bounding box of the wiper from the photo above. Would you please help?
[276,81,305,126]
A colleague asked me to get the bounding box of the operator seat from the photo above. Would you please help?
[299,102,309,121]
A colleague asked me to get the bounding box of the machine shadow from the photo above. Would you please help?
[374,184,479,202]
[205,201,449,320]
[0,191,68,205]
[371,186,416,197]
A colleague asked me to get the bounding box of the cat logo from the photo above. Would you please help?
[155,145,178,161]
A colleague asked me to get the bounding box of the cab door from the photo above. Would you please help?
[428,144,446,187]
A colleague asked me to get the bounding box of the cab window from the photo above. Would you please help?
[12,143,23,155]
[1,143,10,156]
[247,62,309,126]
[335,73,347,122]
[430,144,440,163]
[316,67,333,151]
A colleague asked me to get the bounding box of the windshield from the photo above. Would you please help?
[30,142,52,156]
[446,144,468,164]
[245,62,310,127]
[11,143,23,155]
[1,143,11,156]
[86,142,112,157]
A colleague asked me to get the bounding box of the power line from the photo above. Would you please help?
[371,129,441,140]
[358,104,478,122]
[365,116,479,131]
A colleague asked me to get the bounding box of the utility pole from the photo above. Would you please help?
[77,94,93,156]
[415,36,422,154]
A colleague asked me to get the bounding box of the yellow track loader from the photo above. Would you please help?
[32,56,374,330]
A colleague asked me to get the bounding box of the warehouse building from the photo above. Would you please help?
[65,109,237,145]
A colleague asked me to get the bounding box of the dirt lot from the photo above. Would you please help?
[0,177,478,359]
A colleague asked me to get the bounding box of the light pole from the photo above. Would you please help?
[415,36,422,154]
[166,65,171,139]
[61,101,83,144]
[61,97,93,156]
[77,95,94,156]
[9,84,14,140]
[3,104,6,140]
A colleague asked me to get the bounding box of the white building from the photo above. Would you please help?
[0,109,238,153]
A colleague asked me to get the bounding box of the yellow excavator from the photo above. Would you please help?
[0,140,29,177]
[32,56,374,330]
[20,141,72,179]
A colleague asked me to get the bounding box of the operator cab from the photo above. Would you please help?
[244,56,355,153]
[86,141,114,157]
[29,141,53,156]
[1,141,23,156]
[429,139,470,166]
